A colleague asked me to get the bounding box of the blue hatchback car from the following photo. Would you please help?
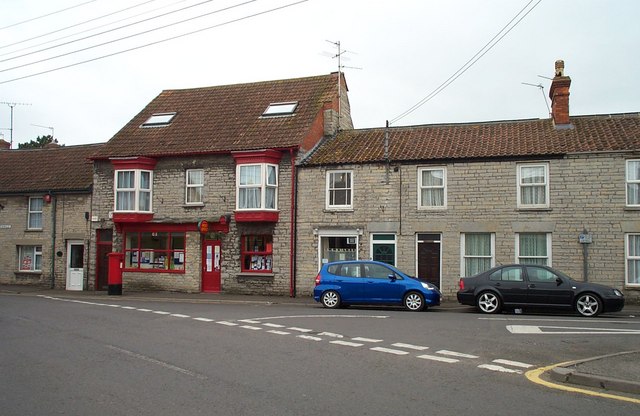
[313,260,441,311]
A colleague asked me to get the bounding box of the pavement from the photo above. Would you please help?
[2,284,640,398]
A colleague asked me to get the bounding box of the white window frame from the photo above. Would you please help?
[418,167,447,209]
[515,233,552,266]
[517,163,549,209]
[326,170,353,210]
[185,169,204,205]
[18,245,42,272]
[236,163,278,210]
[114,169,153,212]
[28,196,43,230]
[626,233,640,287]
[460,233,495,277]
[626,159,640,207]
[316,229,359,271]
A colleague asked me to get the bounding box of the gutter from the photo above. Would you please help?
[50,194,57,289]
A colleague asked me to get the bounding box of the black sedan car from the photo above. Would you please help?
[457,264,624,317]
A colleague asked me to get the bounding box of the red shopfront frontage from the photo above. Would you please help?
[108,216,230,293]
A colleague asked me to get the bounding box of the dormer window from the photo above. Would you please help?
[262,102,298,117]
[141,112,176,128]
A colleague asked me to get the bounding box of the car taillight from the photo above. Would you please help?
[315,273,321,286]
[458,279,465,290]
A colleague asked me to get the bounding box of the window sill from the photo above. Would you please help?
[516,207,552,212]
[237,272,274,282]
[324,208,354,213]
[25,229,43,232]
[624,206,640,211]
[183,203,205,208]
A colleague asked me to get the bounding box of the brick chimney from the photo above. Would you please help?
[549,60,572,127]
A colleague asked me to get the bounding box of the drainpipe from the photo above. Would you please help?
[50,193,57,288]
[289,148,297,297]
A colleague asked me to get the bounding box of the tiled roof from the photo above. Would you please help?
[302,113,640,165]
[93,73,342,159]
[0,143,102,194]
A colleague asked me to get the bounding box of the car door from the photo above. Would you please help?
[331,263,365,302]
[525,266,574,306]
[362,263,405,303]
[488,266,528,304]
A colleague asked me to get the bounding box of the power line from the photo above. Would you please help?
[0,0,159,51]
[0,0,254,73]
[390,0,543,125]
[0,0,100,31]
[0,0,223,66]
[0,0,310,85]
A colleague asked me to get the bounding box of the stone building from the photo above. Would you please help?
[0,143,102,289]
[296,61,640,302]
[89,73,352,294]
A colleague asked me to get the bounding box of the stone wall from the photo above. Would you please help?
[296,153,640,302]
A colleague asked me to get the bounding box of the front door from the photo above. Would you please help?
[66,241,84,291]
[96,229,113,290]
[417,233,441,288]
[202,240,221,292]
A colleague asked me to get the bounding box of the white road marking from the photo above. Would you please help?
[507,325,640,335]
[318,332,344,338]
[417,354,459,363]
[246,314,389,320]
[262,323,286,328]
[136,308,152,312]
[170,314,190,318]
[288,327,313,333]
[371,347,410,355]
[478,364,523,374]
[152,311,171,315]
[492,359,533,368]
[298,335,323,341]
[239,319,261,324]
[121,306,137,310]
[240,325,262,330]
[107,304,121,308]
[330,340,364,347]
[436,350,479,359]
[352,337,383,343]
[216,321,238,326]
[193,317,214,322]
[267,330,290,335]
[391,343,429,351]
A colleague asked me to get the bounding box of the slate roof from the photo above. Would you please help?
[93,73,343,159]
[302,113,640,166]
[0,143,102,194]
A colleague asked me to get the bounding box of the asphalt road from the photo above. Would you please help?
[2,293,639,415]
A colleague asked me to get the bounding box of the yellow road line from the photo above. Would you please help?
[526,361,640,404]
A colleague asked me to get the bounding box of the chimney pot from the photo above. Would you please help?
[555,60,565,77]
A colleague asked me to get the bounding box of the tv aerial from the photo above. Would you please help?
[521,80,551,117]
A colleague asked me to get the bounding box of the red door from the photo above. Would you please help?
[202,240,221,292]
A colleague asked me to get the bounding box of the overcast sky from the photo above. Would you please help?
[1,0,639,147]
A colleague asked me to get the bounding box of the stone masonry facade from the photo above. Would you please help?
[89,153,295,295]
[295,152,640,302]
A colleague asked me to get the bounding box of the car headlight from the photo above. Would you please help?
[421,282,436,290]
[613,289,623,297]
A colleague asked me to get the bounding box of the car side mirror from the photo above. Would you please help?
[556,277,563,286]
[388,274,397,281]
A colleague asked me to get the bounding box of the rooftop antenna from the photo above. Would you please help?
[521,82,551,117]
[324,40,361,131]
[31,123,55,139]
[1,101,31,149]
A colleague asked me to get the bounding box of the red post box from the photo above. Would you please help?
[107,252,124,295]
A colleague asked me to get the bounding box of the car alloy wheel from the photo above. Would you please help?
[321,290,341,309]
[477,291,501,314]
[404,291,425,311]
[575,293,602,317]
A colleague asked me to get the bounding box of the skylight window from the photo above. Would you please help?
[141,112,176,128]
[262,102,298,117]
